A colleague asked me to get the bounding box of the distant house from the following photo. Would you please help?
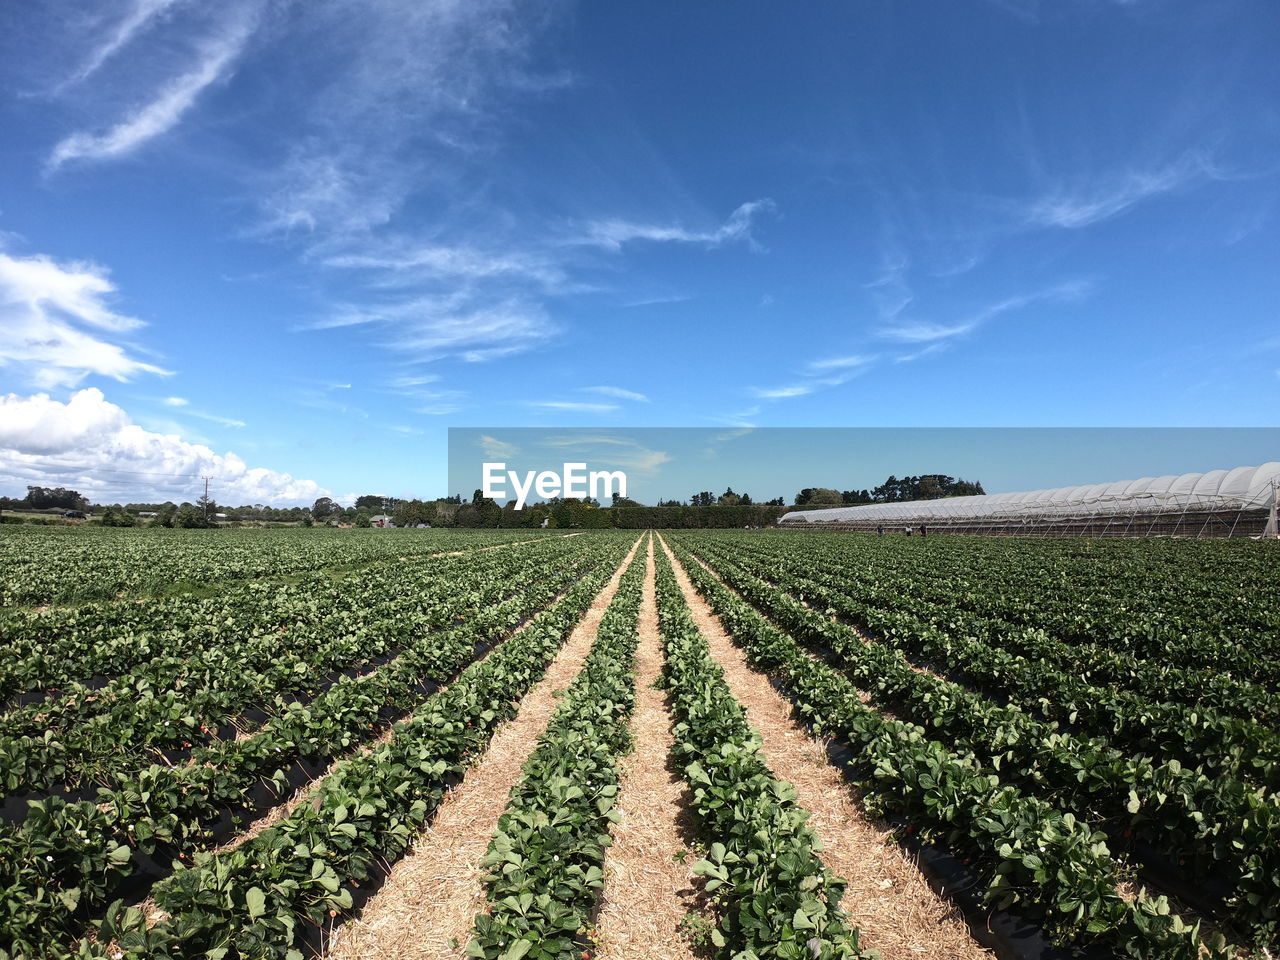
[370,514,393,528]
[215,513,228,519]
[138,511,157,518]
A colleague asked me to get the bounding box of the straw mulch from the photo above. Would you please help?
[657,535,992,960]
[593,537,701,960]
[325,535,645,960]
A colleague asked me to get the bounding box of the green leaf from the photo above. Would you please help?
[245,886,267,921]
[500,939,533,960]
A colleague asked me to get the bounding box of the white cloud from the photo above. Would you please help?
[539,435,671,474]
[325,244,568,292]
[878,280,1091,344]
[622,293,691,308]
[478,434,519,459]
[1024,152,1218,229]
[527,401,619,413]
[58,0,181,90]
[754,384,813,399]
[317,298,558,365]
[187,409,246,428]
[747,353,878,410]
[252,0,560,240]
[47,12,253,172]
[0,251,170,388]
[576,200,775,252]
[807,354,875,372]
[0,389,327,504]
[878,320,978,344]
[163,395,188,406]
[582,386,649,403]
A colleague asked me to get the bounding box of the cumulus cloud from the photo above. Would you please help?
[0,251,170,388]
[0,388,327,504]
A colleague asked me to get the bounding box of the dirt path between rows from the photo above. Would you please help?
[325,534,644,960]
[593,535,700,960]
[657,535,992,960]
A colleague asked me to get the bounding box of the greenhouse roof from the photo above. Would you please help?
[779,461,1280,524]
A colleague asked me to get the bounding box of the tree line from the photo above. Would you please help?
[793,474,984,507]
[2,472,984,530]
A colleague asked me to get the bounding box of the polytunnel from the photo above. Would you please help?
[778,462,1280,537]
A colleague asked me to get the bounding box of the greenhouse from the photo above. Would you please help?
[779,462,1280,538]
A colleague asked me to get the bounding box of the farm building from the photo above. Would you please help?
[780,461,1280,538]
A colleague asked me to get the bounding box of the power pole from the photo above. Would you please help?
[202,476,211,522]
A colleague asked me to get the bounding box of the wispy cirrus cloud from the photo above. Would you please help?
[754,384,813,399]
[46,10,255,172]
[526,400,619,413]
[752,353,878,403]
[315,297,558,365]
[621,293,691,308]
[575,200,775,252]
[807,354,876,372]
[539,434,672,474]
[878,280,1092,344]
[56,0,182,91]
[478,434,519,459]
[582,385,649,403]
[1023,151,1221,229]
[323,243,570,293]
[186,409,246,428]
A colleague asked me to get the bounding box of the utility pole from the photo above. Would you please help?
[202,476,211,522]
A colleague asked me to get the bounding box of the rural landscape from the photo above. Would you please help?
[2,2,1278,958]
[1,524,1277,960]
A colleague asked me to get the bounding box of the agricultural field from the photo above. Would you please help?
[0,527,1276,960]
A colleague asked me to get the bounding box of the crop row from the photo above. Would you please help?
[671,536,1279,949]
[722,534,1278,722]
[734,532,1280,686]
[688,535,1280,797]
[469,537,646,959]
[0,525,552,607]
[661,536,1225,960]
[95,537,635,960]
[653,542,871,960]
[0,534,564,701]
[0,540,627,960]
[0,539,584,797]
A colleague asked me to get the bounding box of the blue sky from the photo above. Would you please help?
[0,0,1277,505]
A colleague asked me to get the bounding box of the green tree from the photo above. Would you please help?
[796,487,842,506]
[174,505,210,528]
[311,497,338,522]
